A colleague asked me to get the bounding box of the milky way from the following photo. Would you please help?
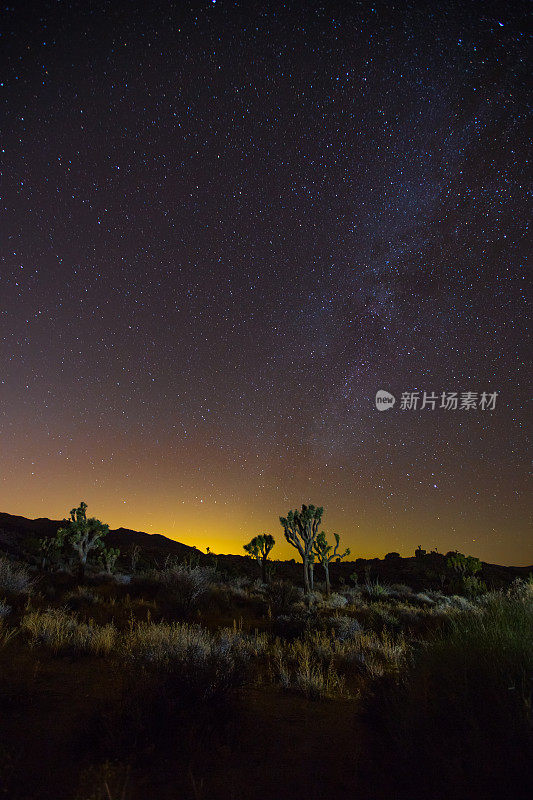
[1,1,530,563]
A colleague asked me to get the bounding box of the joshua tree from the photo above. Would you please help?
[446,551,484,595]
[243,534,275,583]
[57,501,109,580]
[308,552,315,592]
[37,535,63,571]
[279,504,323,597]
[130,543,141,573]
[446,551,482,576]
[312,531,350,597]
[100,545,120,575]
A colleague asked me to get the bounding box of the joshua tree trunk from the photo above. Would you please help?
[303,558,310,595]
[78,559,86,582]
[308,562,314,592]
[324,563,331,597]
[261,557,267,584]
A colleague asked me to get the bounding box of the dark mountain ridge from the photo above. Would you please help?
[0,510,531,589]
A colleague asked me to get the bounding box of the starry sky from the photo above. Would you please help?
[1,1,531,564]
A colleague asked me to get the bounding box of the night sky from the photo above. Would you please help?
[1,1,531,564]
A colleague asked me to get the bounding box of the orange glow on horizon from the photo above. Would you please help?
[2,470,531,567]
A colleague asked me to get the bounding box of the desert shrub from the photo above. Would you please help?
[225,575,252,600]
[507,576,533,600]
[64,586,100,610]
[389,583,413,597]
[156,564,215,615]
[272,622,407,695]
[328,614,362,641]
[337,630,407,678]
[324,592,348,609]
[447,594,478,611]
[363,580,392,600]
[22,607,117,655]
[113,573,132,585]
[273,638,345,699]
[265,580,301,615]
[340,586,361,605]
[307,590,324,605]
[292,657,344,699]
[0,556,33,594]
[218,625,270,661]
[461,574,487,597]
[123,620,250,701]
[272,607,321,639]
[368,591,533,797]
[361,602,401,632]
[275,625,407,691]
[411,591,435,605]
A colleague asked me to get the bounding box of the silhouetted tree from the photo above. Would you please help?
[130,544,141,573]
[446,551,482,576]
[100,545,120,574]
[57,501,109,580]
[313,531,350,597]
[243,534,275,583]
[279,505,323,597]
[446,551,485,595]
[308,551,315,592]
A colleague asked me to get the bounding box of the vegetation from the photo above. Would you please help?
[0,503,530,799]
[280,504,323,597]
[243,534,275,583]
[56,502,113,580]
[312,531,350,596]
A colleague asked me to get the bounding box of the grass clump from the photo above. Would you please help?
[22,607,117,656]
[123,619,251,701]
[0,617,16,647]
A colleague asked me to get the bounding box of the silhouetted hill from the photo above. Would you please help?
[0,511,531,589]
[0,511,198,563]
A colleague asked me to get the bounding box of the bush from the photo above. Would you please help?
[123,620,251,701]
[368,592,533,797]
[156,564,215,614]
[64,586,100,610]
[389,583,413,597]
[461,574,487,597]
[274,638,345,699]
[22,607,116,655]
[272,607,320,640]
[0,556,33,594]
[324,592,348,609]
[336,630,407,678]
[329,614,362,641]
[363,580,392,600]
[266,580,301,615]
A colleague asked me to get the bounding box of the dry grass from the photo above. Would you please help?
[22,607,117,655]
[0,617,17,647]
